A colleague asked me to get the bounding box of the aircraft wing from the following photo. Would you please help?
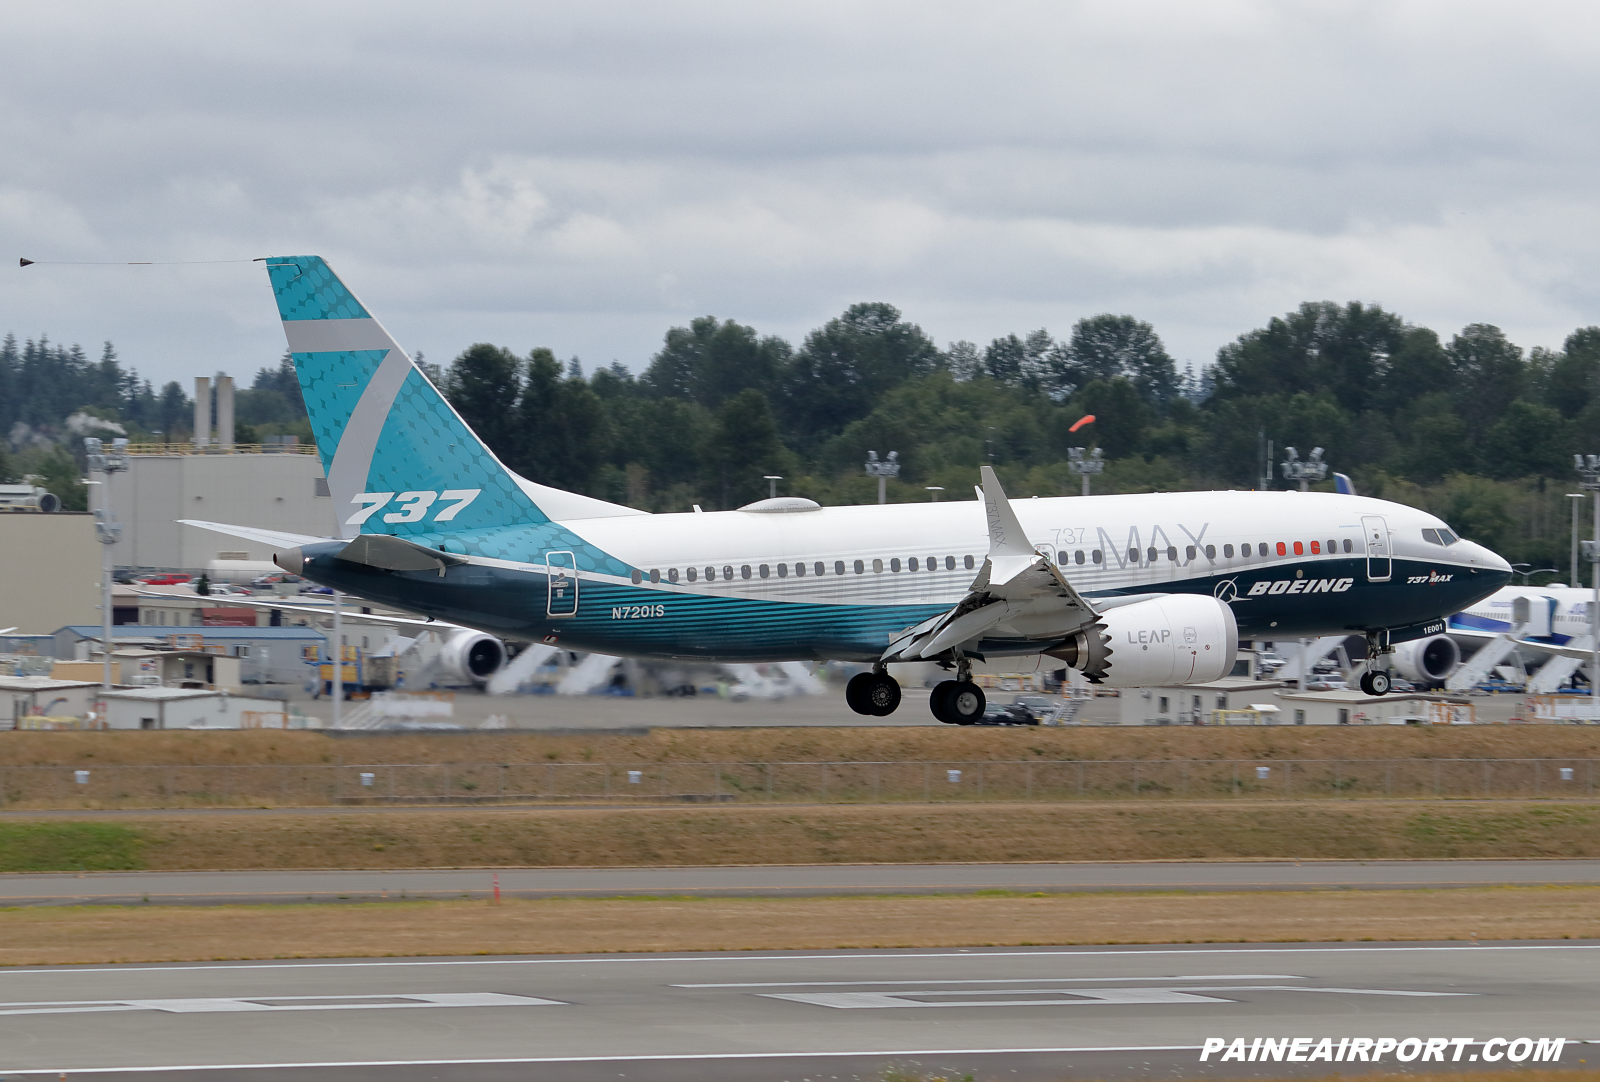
[1452,625,1591,661]
[882,466,1100,662]
[179,519,334,550]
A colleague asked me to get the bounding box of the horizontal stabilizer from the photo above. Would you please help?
[179,519,332,549]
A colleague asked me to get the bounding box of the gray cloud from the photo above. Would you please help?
[4,0,1599,387]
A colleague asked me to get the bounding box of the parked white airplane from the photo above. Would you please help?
[183,255,1513,722]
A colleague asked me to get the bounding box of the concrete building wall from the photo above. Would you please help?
[105,453,335,570]
[0,514,101,633]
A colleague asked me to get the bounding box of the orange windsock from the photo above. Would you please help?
[1068,414,1095,433]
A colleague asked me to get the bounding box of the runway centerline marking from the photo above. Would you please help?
[0,993,562,1016]
[673,973,1307,987]
[760,985,1474,1009]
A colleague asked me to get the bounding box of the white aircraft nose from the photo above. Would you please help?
[1459,539,1511,573]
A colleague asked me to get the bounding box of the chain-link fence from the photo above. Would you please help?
[1,758,1596,809]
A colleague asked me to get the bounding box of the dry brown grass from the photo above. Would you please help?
[0,885,1596,967]
[23,800,1600,870]
[4,724,1599,768]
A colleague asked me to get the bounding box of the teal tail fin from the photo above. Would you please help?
[264,255,640,540]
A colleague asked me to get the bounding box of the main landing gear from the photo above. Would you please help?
[1359,629,1392,696]
[846,669,901,716]
[929,654,986,725]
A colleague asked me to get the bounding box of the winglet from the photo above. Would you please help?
[980,466,1035,559]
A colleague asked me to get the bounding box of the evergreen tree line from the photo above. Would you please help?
[0,339,309,509]
[437,302,1600,571]
[6,301,1599,571]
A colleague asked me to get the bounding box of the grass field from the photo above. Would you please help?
[1,800,1596,871]
[4,724,1598,768]
[0,884,1595,966]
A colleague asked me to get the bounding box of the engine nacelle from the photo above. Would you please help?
[438,629,508,684]
[1391,634,1460,685]
[1048,594,1238,687]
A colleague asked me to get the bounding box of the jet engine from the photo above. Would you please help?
[1047,594,1238,686]
[1390,634,1460,685]
[437,629,508,684]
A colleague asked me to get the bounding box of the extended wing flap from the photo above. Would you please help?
[886,469,1099,662]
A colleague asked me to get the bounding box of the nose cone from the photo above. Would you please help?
[1460,539,1512,579]
[273,547,305,574]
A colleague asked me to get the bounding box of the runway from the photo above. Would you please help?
[0,942,1593,1079]
[3,858,1598,906]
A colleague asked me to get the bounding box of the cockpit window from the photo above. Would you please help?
[1438,528,1458,545]
[1422,527,1460,546]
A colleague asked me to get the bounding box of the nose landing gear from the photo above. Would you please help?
[1359,629,1393,696]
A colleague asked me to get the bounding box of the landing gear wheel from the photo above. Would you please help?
[845,672,876,715]
[1359,669,1391,696]
[930,680,960,723]
[945,681,985,724]
[863,672,901,716]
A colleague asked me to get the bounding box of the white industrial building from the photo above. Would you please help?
[0,513,101,633]
[98,687,288,730]
[91,374,337,573]
[52,626,327,685]
[0,676,103,727]
[1119,677,1287,725]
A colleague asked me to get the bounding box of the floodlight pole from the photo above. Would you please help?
[925,486,943,502]
[763,475,782,500]
[1067,447,1105,496]
[1281,446,1329,492]
[1567,493,1585,587]
[332,590,343,730]
[864,451,900,505]
[84,438,127,702]
[1575,455,1600,724]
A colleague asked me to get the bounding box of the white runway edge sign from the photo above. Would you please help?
[1201,1036,1566,1064]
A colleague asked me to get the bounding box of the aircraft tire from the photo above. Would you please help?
[929,680,960,723]
[946,681,985,724]
[865,673,902,716]
[1359,669,1391,696]
[845,672,877,715]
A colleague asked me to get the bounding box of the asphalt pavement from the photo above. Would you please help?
[3,858,1597,906]
[0,942,1594,1079]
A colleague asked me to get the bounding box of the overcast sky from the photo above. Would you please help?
[3,0,1598,388]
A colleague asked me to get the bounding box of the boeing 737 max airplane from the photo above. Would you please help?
[184,255,1512,722]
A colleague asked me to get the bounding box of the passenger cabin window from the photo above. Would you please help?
[723,565,733,580]
[1342,539,1353,553]
[1187,546,1197,560]
[1276,542,1287,556]
[741,565,752,579]
[890,558,901,572]
[1326,539,1336,552]
[909,557,919,571]
[836,561,846,575]
[1224,544,1234,558]
[873,558,884,573]
[759,564,770,578]
[1205,544,1215,559]
[1310,541,1320,554]
[1092,549,1103,564]
[816,562,827,576]
[1167,546,1178,561]
[793,563,803,576]
[927,554,937,570]
[668,568,679,582]
[1075,550,1086,565]
[964,555,975,569]
[775,564,786,578]
[945,556,956,570]
[649,569,661,583]
[686,567,697,582]
[1292,542,1303,555]
[630,570,642,584]
[1128,547,1139,563]
[854,560,865,574]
